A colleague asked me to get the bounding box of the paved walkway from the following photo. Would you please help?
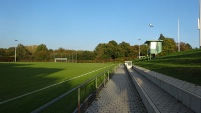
[85,65,147,113]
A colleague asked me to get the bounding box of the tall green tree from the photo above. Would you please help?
[119,41,132,57]
[158,34,177,56]
[94,40,124,61]
[158,34,166,40]
[179,42,192,51]
[35,44,48,52]
[16,44,31,61]
[77,50,95,60]
[131,45,139,58]
[94,43,109,59]
[34,44,50,61]
[140,45,148,56]
[5,47,15,57]
[0,48,6,57]
[107,40,124,60]
[26,45,38,54]
[54,47,67,58]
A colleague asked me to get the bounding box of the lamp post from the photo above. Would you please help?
[138,38,141,59]
[15,40,18,62]
[149,24,154,39]
[146,44,149,60]
[178,18,180,52]
[149,24,153,60]
[199,0,201,48]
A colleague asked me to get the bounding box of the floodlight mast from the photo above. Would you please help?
[178,18,180,52]
[138,38,141,59]
[149,24,154,39]
[199,0,201,48]
[15,40,18,62]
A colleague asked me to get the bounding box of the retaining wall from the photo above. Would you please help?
[133,65,201,113]
[126,67,159,113]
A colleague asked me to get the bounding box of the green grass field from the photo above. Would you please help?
[0,62,116,113]
[134,49,201,86]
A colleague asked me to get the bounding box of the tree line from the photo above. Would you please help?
[0,34,193,62]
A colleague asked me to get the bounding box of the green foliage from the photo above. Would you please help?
[107,40,124,60]
[5,47,15,56]
[34,44,50,61]
[17,44,31,60]
[135,49,201,85]
[140,45,148,56]
[0,35,194,62]
[94,43,109,59]
[77,50,95,60]
[179,42,192,51]
[131,45,139,56]
[157,34,177,56]
[158,34,166,40]
[108,40,118,46]
[26,45,38,54]
[0,48,15,62]
[119,41,132,57]
[94,40,134,61]
[35,44,48,52]
[0,48,6,56]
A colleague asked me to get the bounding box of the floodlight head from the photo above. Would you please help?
[149,24,153,27]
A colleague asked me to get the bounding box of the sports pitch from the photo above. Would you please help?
[0,62,115,113]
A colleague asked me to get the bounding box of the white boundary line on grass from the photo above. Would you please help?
[0,64,113,105]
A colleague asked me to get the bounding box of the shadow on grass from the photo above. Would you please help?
[0,63,65,101]
[40,68,111,113]
[136,63,201,86]
[0,63,74,113]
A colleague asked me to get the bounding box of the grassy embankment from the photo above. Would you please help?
[0,62,116,113]
[134,49,201,86]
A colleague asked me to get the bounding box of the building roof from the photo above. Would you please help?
[144,40,163,44]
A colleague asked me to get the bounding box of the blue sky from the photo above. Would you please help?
[0,0,199,50]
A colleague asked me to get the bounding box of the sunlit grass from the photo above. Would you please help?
[0,62,116,113]
[134,49,201,86]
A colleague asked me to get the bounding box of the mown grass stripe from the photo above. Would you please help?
[0,64,113,105]
[134,49,201,86]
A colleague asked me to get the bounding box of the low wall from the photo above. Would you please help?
[133,65,201,113]
[125,67,159,113]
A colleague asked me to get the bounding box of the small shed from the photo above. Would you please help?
[125,61,132,69]
[145,40,163,58]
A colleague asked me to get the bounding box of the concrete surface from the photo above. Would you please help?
[133,65,201,113]
[85,65,147,113]
[130,66,195,113]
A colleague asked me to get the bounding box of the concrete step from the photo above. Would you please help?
[133,65,201,113]
[128,68,194,113]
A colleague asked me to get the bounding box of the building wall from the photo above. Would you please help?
[149,42,162,54]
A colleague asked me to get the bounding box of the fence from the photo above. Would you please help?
[31,64,119,113]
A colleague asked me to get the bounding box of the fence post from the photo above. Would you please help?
[104,74,105,87]
[78,88,80,113]
[95,77,97,89]
[95,77,98,98]
[107,70,109,81]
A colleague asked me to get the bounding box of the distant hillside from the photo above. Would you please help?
[134,49,201,86]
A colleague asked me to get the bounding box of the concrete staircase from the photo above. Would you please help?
[128,65,201,113]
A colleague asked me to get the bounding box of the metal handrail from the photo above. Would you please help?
[31,64,119,113]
